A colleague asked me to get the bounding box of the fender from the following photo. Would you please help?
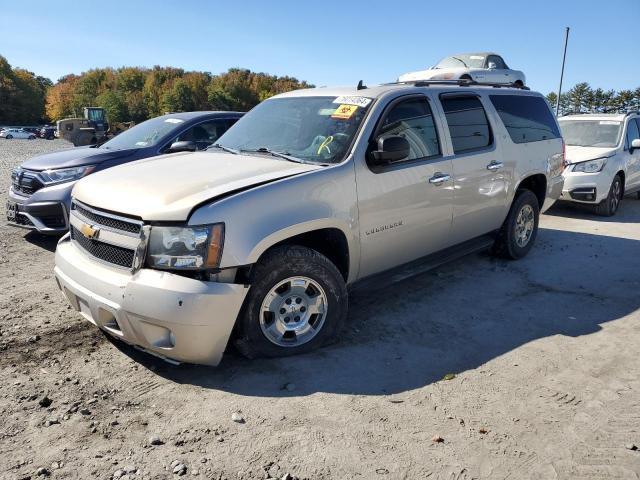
[187,161,362,284]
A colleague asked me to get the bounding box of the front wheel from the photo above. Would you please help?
[5,134,12,139]
[234,245,348,359]
[595,174,622,217]
[492,189,540,259]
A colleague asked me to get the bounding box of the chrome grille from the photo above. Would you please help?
[69,200,144,270]
[73,202,141,234]
[70,226,135,268]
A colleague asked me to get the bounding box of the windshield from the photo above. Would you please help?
[215,96,372,164]
[435,55,485,69]
[559,120,622,148]
[101,116,185,150]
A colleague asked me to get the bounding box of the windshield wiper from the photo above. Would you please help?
[206,143,239,154]
[241,147,314,165]
[451,56,469,68]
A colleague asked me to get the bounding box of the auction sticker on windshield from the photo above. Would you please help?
[333,96,372,107]
[332,104,359,120]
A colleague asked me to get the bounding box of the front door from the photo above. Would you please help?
[439,94,509,244]
[624,118,640,190]
[355,95,454,279]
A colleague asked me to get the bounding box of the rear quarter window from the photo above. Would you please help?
[489,95,561,144]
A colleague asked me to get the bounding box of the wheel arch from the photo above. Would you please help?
[516,173,547,209]
[248,222,353,283]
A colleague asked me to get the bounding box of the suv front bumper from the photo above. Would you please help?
[560,166,614,204]
[54,236,249,366]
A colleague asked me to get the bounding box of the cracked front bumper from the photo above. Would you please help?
[54,236,249,366]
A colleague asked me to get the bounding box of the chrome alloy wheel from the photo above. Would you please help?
[259,276,328,347]
[515,204,535,247]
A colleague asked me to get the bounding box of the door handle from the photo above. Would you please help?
[487,161,504,171]
[428,172,451,185]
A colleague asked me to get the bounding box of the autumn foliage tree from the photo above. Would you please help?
[42,65,312,125]
[0,55,50,124]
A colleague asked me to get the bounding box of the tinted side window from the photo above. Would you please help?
[626,118,640,149]
[490,95,561,144]
[440,96,492,153]
[176,120,232,150]
[487,55,506,69]
[378,97,440,162]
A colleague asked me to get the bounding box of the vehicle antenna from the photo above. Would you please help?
[357,80,367,90]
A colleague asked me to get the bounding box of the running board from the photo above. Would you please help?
[350,234,495,294]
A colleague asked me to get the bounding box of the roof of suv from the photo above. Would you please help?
[274,83,536,100]
[559,113,637,122]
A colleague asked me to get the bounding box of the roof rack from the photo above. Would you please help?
[383,79,530,90]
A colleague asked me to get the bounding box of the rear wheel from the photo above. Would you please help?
[513,80,524,88]
[460,74,473,84]
[234,245,348,359]
[5,134,12,139]
[595,174,622,216]
[492,189,540,259]
[28,135,35,140]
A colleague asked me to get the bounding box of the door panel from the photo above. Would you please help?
[356,159,454,279]
[355,95,454,279]
[625,119,640,189]
[440,95,510,243]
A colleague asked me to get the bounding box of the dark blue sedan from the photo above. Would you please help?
[7,111,243,234]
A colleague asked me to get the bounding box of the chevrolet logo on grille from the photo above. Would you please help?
[80,223,100,239]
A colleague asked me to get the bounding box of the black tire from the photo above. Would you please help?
[5,134,12,139]
[513,80,524,88]
[492,189,540,260]
[594,174,623,217]
[234,245,348,359]
[28,135,35,140]
[460,74,472,83]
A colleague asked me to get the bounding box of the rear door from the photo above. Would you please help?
[439,93,511,244]
[355,94,454,278]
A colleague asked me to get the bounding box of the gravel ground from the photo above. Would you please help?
[1,139,640,480]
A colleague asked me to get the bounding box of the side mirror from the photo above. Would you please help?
[488,62,497,70]
[167,140,196,153]
[371,135,410,165]
[631,138,640,152]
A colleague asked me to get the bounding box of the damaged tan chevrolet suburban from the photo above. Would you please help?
[54,81,564,365]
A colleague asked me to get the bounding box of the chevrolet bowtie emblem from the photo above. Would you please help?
[80,223,100,239]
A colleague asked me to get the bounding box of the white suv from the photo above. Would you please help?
[559,113,640,216]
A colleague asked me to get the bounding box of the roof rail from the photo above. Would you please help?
[383,79,530,90]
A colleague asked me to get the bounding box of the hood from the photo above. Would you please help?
[21,146,137,171]
[399,67,467,82]
[72,151,321,221]
[565,145,618,164]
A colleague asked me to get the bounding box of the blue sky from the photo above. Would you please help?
[1,0,638,95]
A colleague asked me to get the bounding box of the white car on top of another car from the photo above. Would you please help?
[1,127,37,140]
[398,52,526,87]
[559,112,640,216]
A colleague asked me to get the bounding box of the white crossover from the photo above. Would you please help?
[559,113,640,216]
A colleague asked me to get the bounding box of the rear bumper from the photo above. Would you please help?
[54,236,249,366]
[541,174,564,213]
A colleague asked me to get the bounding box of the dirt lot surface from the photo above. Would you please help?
[1,139,639,480]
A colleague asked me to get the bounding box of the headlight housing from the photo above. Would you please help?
[37,165,95,185]
[572,157,607,173]
[147,223,224,270]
